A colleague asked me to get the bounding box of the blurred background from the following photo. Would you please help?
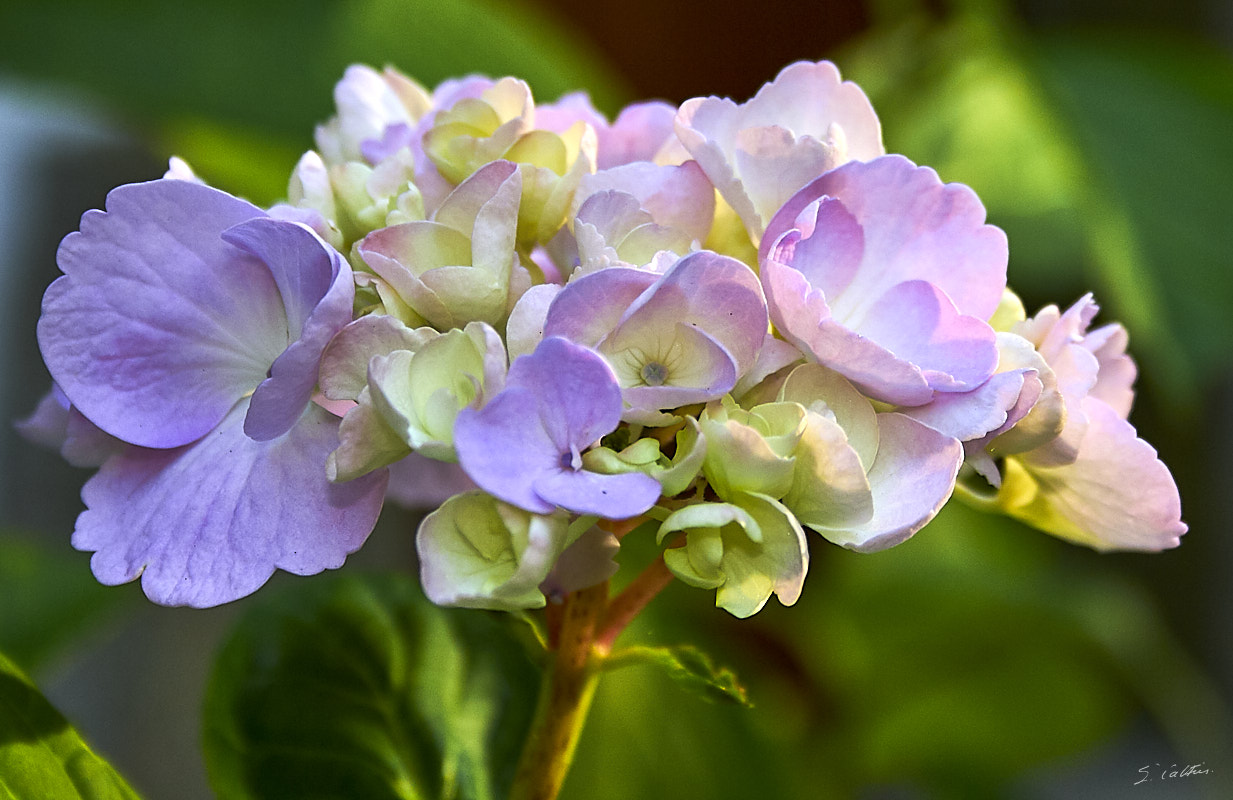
[1,0,1231,797]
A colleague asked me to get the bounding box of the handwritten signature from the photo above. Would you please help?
[1134,763,1213,786]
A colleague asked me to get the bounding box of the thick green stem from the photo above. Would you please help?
[509,582,608,800]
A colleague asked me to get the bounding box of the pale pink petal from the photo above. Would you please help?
[597,101,677,169]
[1022,398,1186,551]
[813,413,962,552]
[575,161,715,243]
[855,280,998,392]
[762,256,933,405]
[902,370,1029,441]
[762,156,1008,322]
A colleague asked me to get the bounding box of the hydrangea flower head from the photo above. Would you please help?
[23,58,1185,620]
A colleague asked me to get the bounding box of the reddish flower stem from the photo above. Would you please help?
[510,582,608,800]
[594,553,676,654]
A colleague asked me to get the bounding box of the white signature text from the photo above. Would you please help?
[1134,763,1213,786]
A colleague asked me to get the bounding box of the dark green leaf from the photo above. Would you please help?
[603,644,751,707]
[202,572,540,800]
[0,650,142,799]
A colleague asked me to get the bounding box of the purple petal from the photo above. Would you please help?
[769,197,865,301]
[17,385,125,468]
[505,337,623,452]
[543,267,658,346]
[39,180,279,448]
[903,370,1029,441]
[15,385,72,453]
[454,385,559,514]
[621,251,767,375]
[223,219,355,441]
[73,400,388,607]
[537,91,607,136]
[597,101,677,169]
[575,161,715,243]
[455,337,637,517]
[361,122,416,164]
[532,468,661,519]
[384,452,476,509]
[574,189,652,243]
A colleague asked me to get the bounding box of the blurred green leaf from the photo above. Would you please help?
[603,643,751,707]
[0,0,632,204]
[566,625,825,800]
[202,572,540,800]
[570,502,1152,798]
[1035,31,1233,385]
[0,650,142,799]
[801,502,1173,793]
[0,534,133,673]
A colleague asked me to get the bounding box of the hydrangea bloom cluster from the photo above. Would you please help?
[24,61,1186,614]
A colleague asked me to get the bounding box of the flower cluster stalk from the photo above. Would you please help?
[510,582,608,800]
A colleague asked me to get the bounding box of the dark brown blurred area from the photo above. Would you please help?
[527,0,1230,106]
[530,0,1233,106]
[527,0,870,104]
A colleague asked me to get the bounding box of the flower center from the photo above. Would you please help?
[640,361,668,387]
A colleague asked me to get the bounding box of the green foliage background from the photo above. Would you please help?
[0,0,1230,797]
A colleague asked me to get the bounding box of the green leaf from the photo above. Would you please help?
[602,644,751,707]
[0,534,134,672]
[202,572,540,800]
[0,650,142,799]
